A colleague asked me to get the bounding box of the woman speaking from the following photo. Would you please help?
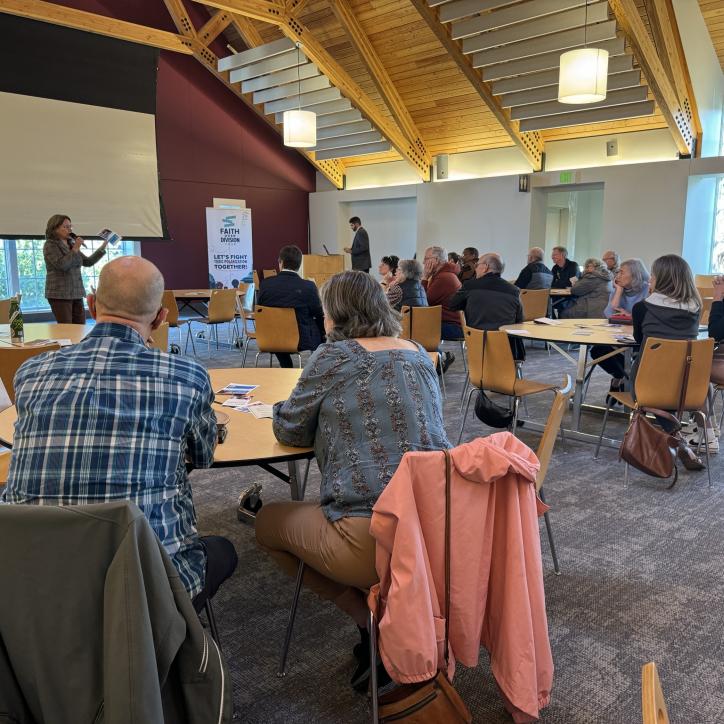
[44,214,108,324]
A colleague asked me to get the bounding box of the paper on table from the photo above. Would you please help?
[615,335,636,343]
[506,329,532,336]
[216,383,258,395]
[533,317,561,325]
[249,403,274,419]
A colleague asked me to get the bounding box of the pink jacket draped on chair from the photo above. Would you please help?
[367,432,553,723]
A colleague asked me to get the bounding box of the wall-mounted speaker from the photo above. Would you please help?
[436,154,449,180]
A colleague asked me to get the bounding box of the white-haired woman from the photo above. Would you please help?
[385,259,428,311]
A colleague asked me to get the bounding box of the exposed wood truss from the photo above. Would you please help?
[608,0,697,155]
[0,0,194,54]
[197,9,234,44]
[409,0,544,170]
[199,0,432,180]
[162,0,346,187]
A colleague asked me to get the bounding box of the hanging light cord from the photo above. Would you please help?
[584,0,588,48]
[297,42,302,111]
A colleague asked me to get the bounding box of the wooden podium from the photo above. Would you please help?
[302,254,345,287]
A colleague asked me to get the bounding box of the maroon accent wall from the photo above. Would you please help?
[55,0,315,287]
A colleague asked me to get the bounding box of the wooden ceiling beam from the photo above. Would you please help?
[167,0,345,188]
[196,0,432,179]
[0,0,194,54]
[199,0,287,26]
[646,0,702,148]
[409,0,543,170]
[229,13,265,47]
[197,9,234,44]
[608,0,695,155]
[328,0,431,176]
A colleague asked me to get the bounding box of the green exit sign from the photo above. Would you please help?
[559,171,574,183]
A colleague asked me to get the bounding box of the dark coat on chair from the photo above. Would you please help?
[258,270,325,352]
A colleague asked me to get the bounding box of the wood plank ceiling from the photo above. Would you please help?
[698,0,724,69]
[200,0,681,175]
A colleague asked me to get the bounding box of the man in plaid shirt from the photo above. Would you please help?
[2,257,237,610]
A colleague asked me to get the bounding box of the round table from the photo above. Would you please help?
[0,322,94,347]
[0,366,314,500]
[501,318,637,447]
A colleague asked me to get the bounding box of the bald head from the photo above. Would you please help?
[95,257,165,322]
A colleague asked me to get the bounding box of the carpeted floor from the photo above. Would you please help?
[187,331,724,723]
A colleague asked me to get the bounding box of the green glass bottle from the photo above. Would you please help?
[9,294,23,341]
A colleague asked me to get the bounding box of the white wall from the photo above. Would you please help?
[310,157,724,276]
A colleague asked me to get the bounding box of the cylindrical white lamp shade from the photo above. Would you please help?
[557,47,609,104]
[283,109,316,148]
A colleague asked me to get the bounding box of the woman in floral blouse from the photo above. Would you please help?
[255,270,449,690]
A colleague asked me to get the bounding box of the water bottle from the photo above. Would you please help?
[9,294,23,342]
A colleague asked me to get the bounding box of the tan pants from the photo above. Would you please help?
[255,501,378,627]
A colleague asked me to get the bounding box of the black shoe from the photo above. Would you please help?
[441,352,455,374]
[351,657,392,693]
[605,378,623,407]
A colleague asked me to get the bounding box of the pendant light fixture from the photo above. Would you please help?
[283,42,316,148]
[557,0,608,104]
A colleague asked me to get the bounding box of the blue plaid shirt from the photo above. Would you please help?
[2,322,217,598]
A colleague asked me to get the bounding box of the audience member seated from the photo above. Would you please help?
[258,244,325,368]
[458,246,479,283]
[590,258,650,386]
[632,254,706,463]
[514,246,553,289]
[559,258,613,319]
[2,257,237,612]
[422,245,464,369]
[449,252,525,360]
[550,246,581,288]
[448,251,461,275]
[378,255,399,291]
[386,258,428,311]
[255,270,449,691]
[602,250,620,275]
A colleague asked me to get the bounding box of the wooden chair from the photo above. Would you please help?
[252,306,301,367]
[147,322,169,352]
[535,386,574,575]
[253,270,260,288]
[189,289,238,355]
[401,305,447,394]
[0,449,11,486]
[0,344,61,404]
[695,274,715,289]
[458,327,565,444]
[263,269,278,279]
[0,298,13,324]
[240,307,257,366]
[161,290,195,354]
[594,337,715,486]
[700,295,713,326]
[642,662,669,724]
[520,288,551,322]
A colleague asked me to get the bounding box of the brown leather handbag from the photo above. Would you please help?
[619,340,692,484]
[377,450,472,724]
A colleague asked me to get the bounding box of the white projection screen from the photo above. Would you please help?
[0,92,162,238]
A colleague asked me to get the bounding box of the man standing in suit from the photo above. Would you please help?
[344,216,371,273]
[258,245,325,368]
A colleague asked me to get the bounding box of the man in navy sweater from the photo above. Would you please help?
[258,245,325,367]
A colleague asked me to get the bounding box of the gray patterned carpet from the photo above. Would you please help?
[187,330,724,723]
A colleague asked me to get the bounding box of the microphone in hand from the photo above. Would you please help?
[69,232,86,249]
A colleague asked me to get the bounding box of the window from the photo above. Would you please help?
[0,238,138,311]
[712,179,724,273]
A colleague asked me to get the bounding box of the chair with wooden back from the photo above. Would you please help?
[253,306,301,367]
[520,288,551,322]
[535,387,573,575]
[595,336,715,484]
[263,269,278,279]
[642,662,669,724]
[0,298,13,324]
[695,274,715,289]
[190,289,238,355]
[0,448,10,487]
[147,322,169,352]
[401,305,445,393]
[458,327,566,443]
[161,290,196,355]
[0,344,61,404]
[700,295,713,326]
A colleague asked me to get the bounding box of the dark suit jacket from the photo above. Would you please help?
[258,270,325,351]
[351,227,371,271]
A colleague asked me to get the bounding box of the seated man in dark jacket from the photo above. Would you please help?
[258,244,325,368]
[515,246,553,289]
[449,252,525,360]
[551,246,581,288]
